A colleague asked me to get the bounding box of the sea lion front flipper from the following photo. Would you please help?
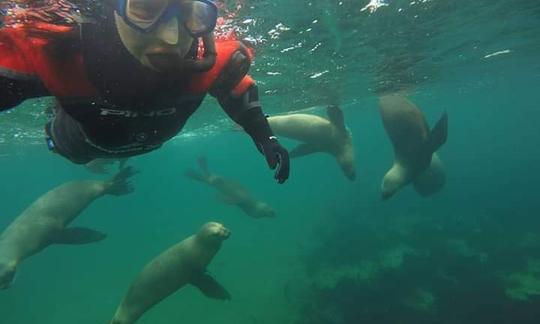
[425,111,448,154]
[190,272,232,300]
[50,227,107,245]
[326,105,346,131]
[290,143,320,158]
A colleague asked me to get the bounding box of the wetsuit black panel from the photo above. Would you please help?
[218,85,273,143]
[47,93,205,163]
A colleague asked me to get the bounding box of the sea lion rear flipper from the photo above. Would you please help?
[326,105,346,131]
[50,227,107,245]
[425,111,448,154]
[190,272,232,300]
[290,143,319,158]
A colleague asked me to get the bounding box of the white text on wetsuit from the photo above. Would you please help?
[99,108,177,117]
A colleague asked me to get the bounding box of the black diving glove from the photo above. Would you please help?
[218,84,290,184]
[239,108,290,184]
[257,136,290,184]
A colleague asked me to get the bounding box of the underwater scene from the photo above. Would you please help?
[1,0,540,323]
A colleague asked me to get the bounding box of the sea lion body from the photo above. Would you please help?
[0,168,136,289]
[379,93,448,199]
[110,222,231,324]
[268,106,356,180]
[186,158,275,218]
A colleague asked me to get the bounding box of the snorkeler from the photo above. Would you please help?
[0,0,289,183]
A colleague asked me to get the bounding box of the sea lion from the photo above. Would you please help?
[379,93,448,200]
[413,152,446,197]
[109,222,231,324]
[267,105,356,181]
[0,167,137,289]
[185,157,276,218]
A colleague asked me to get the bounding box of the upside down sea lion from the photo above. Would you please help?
[0,167,137,289]
[379,93,448,200]
[109,222,231,324]
[267,105,356,180]
[185,157,275,218]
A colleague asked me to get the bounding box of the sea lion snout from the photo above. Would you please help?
[202,222,231,240]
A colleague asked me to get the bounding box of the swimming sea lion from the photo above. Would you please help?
[267,105,356,180]
[0,167,137,289]
[185,157,276,218]
[379,93,448,200]
[109,222,231,324]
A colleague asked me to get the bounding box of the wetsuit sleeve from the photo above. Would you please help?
[209,45,275,144]
[0,30,49,111]
[0,75,49,111]
[216,83,274,144]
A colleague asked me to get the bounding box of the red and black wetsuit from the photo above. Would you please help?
[0,18,273,163]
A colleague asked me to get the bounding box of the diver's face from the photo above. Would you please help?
[0,263,16,290]
[114,1,195,71]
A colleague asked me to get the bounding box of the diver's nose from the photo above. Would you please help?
[156,17,179,45]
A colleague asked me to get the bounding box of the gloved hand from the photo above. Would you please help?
[257,136,290,184]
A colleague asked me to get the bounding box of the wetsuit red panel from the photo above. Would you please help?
[0,28,36,77]
[189,40,255,96]
[0,23,97,98]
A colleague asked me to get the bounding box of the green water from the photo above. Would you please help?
[1,0,540,323]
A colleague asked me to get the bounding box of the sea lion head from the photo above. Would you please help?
[254,202,276,218]
[381,164,407,200]
[198,222,231,244]
[0,261,17,290]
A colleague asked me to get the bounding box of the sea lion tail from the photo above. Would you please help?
[425,111,448,154]
[105,166,138,196]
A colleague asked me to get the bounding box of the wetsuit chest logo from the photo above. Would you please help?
[99,107,177,117]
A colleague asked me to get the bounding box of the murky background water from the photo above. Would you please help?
[1,0,540,323]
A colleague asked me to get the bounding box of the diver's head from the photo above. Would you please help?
[0,262,17,290]
[113,0,217,71]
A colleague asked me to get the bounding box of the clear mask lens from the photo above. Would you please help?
[124,0,217,36]
[126,0,169,29]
